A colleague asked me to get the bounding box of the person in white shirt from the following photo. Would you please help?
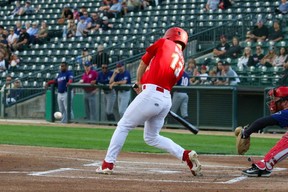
[0,52,7,72]
[7,27,18,49]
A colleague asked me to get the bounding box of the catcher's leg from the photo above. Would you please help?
[243,132,288,177]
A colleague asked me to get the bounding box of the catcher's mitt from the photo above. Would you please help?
[235,126,250,155]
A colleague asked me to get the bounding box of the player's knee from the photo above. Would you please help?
[143,135,158,146]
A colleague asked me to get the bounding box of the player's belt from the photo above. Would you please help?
[143,84,166,93]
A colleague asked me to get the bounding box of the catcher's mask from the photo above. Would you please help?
[267,86,288,113]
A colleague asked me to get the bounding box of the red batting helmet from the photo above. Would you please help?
[267,86,288,113]
[163,27,188,50]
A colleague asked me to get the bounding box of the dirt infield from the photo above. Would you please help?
[0,145,287,192]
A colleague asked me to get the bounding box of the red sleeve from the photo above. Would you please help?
[47,80,56,85]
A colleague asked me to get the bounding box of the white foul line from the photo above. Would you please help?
[29,168,76,176]
[220,176,248,184]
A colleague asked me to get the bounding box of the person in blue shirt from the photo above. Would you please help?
[46,62,74,123]
[170,72,190,120]
[275,0,288,14]
[239,86,288,177]
[109,61,131,118]
[98,63,116,121]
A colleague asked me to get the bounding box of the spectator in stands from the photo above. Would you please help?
[267,20,284,42]
[0,34,9,50]
[100,0,122,19]
[58,4,73,24]
[275,0,288,14]
[1,75,12,104]
[12,26,30,52]
[213,34,230,59]
[87,12,102,32]
[225,36,242,59]
[14,21,22,35]
[0,52,8,72]
[9,53,20,71]
[100,16,113,31]
[82,11,91,22]
[8,0,22,17]
[66,19,77,38]
[92,44,110,68]
[205,0,220,11]
[7,27,18,50]
[17,1,39,16]
[217,61,240,85]
[102,0,112,6]
[218,0,232,10]
[252,45,264,67]
[237,47,254,68]
[80,61,98,121]
[6,78,23,105]
[191,65,209,85]
[72,6,80,21]
[213,60,226,85]
[77,48,93,67]
[260,46,277,67]
[27,21,39,37]
[97,63,116,121]
[246,19,269,42]
[31,21,49,44]
[109,61,131,118]
[185,58,197,77]
[79,6,88,17]
[277,62,288,85]
[122,0,142,15]
[273,47,288,67]
[76,16,89,37]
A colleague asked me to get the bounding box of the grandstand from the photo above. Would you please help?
[0,0,287,119]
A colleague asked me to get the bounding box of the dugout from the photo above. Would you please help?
[45,84,281,133]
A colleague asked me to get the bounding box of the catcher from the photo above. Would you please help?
[235,86,288,177]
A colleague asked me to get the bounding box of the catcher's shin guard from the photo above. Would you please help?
[258,132,288,170]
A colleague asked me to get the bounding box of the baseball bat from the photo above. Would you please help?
[132,84,199,134]
[168,110,199,135]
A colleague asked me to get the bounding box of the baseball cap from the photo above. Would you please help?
[222,61,231,66]
[84,61,92,67]
[80,16,86,20]
[83,47,88,51]
[201,65,207,70]
[116,61,124,67]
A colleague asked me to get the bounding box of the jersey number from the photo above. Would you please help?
[170,53,184,78]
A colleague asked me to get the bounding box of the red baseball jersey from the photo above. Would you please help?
[140,38,185,91]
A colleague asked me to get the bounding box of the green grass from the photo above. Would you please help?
[0,124,279,156]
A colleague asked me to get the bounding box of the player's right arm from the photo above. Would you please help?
[135,60,148,94]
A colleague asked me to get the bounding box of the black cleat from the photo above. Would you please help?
[242,164,271,177]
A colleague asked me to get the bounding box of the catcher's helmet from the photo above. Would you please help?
[163,27,188,50]
[267,86,288,113]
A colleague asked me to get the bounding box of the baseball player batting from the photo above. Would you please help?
[96,27,202,176]
[237,86,288,177]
